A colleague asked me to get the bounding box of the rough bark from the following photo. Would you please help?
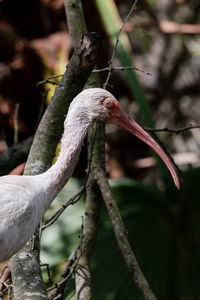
[11,228,48,300]
[10,32,102,300]
[94,169,158,300]
[64,0,87,48]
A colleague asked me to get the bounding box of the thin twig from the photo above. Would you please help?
[42,186,85,230]
[41,263,52,285]
[94,66,152,76]
[1,282,12,300]
[37,63,151,88]
[48,221,84,299]
[37,74,63,86]
[103,0,139,89]
[145,124,200,134]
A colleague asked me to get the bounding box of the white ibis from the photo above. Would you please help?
[0,88,180,262]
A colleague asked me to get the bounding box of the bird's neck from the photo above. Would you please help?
[39,117,91,208]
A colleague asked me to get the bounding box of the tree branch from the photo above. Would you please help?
[145,124,200,134]
[94,168,158,300]
[42,186,85,230]
[94,65,152,76]
[103,0,139,89]
[75,121,103,300]
[75,178,101,300]
[36,74,63,86]
[65,1,102,299]
[88,121,158,300]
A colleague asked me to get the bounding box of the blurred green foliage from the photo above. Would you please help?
[41,166,200,299]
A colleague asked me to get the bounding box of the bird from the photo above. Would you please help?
[0,88,180,262]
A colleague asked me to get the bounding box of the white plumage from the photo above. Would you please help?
[0,88,180,262]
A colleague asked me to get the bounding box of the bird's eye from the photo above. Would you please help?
[103,98,113,109]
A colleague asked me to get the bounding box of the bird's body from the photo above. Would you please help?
[0,175,45,260]
[0,88,180,262]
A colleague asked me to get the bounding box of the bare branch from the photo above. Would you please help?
[75,122,103,300]
[36,64,152,89]
[40,264,52,286]
[103,0,139,89]
[93,5,158,296]
[94,66,152,76]
[145,124,200,134]
[42,186,84,230]
[95,168,158,300]
[37,74,63,86]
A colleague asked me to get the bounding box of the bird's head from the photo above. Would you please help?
[69,88,180,189]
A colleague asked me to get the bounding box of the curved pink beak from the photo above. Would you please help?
[106,109,180,189]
